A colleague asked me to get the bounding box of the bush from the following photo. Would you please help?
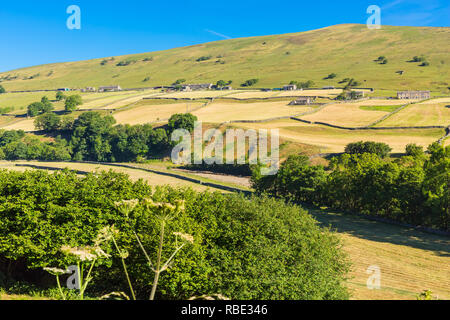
[196,56,212,62]
[0,170,350,300]
[0,85,5,94]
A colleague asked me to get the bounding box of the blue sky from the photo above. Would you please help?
[1,0,448,72]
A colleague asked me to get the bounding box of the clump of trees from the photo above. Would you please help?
[0,85,5,93]
[241,79,259,87]
[290,80,315,89]
[27,96,54,117]
[252,142,450,231]
[324,73,337,80]
[375,56,388,64]
[196,55,212,62]
[345,141,392,158]
[216,80,232,88]
[168,113,198,134]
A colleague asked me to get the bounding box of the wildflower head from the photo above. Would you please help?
[43,267,70,276]
[114,199,139,217]
[173,232,194,244]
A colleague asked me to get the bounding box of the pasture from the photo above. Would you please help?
[235,120,444,153]
[300,99,405,127]
[0,161,227,192]
[193,100,313,123]
[311,210,450,300]
[376,101,450,127]
[113,100,204,125]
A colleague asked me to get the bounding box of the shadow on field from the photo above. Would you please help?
[309,209,450,257]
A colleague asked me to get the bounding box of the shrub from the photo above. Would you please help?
[405,144,424,158]
[196,56,212,62]
[0,85,5,94]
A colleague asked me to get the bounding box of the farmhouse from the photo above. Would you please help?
[99,85,122,92]
[397,90,430,100]
[283,84,297,91]
[289,97,316,105]
[81,87,96,92]
[182,83,213,91]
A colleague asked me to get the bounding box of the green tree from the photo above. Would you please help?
[0,85,5,94]
[168,113,198,134]
[56,91,66,101]
[34,113,61,132]
[65,95,83,113]
[27,102,45,117]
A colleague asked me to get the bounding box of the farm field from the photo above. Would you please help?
[236,120,444,153]
[113,100,204,125]
[0,161,229,192]
[311,210,450,300]
[276,89,343,98]
[77,90,158,110]
[226,91,280,99]
[376,101,450,127]
[154,90,240,99]
[193,100,313,123]
[301,99,411,127]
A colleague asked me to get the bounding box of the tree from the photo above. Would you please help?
[405,144,425,158]
[0,85,5,94]
[27,102,45,117]
[173,79,186,85]
[168,113,198,134]
[65,95,83,113]
[34,113,61,132]
[70,112,116,161]
[40,96,54,113]
[325,73,337,80]
[56,91,66,101]
[241,79,259,87]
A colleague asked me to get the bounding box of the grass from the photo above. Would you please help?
[300,100,403,127]
[0,161,229,192]
[376,100,450,127]
[235,119,445,153]
[360,105,402,112]
[1,24,449,92]
[310,209,450,300]
[113,101,204,125]
[193,100,313,123]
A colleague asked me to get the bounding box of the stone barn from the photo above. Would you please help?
[397,91,430,100]
[289,97,316,105]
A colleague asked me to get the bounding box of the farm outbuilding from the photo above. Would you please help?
[289,97,316,105]
[283,84,297,91]
[99,85,122,92]
[397,91,430,100]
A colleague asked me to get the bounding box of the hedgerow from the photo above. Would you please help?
[0,169,350,300]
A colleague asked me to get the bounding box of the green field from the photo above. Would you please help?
[1,24,449,92]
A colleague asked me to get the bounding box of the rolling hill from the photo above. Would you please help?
[0,24,449,92]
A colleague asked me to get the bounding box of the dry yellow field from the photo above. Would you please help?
[276,89,343,97]
[113,101,203,125]
[193,100,312,123]
[312,210,450,300]
[154,90,239,99]
[0,161,224,192]
[78,91,156,110]
[377,103,450,127]
[300,100,401,127]
[226,91,279,99]
[0,118,36,131]
[236,120,444,153]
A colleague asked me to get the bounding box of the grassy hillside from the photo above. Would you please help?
[1,24,449,92]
